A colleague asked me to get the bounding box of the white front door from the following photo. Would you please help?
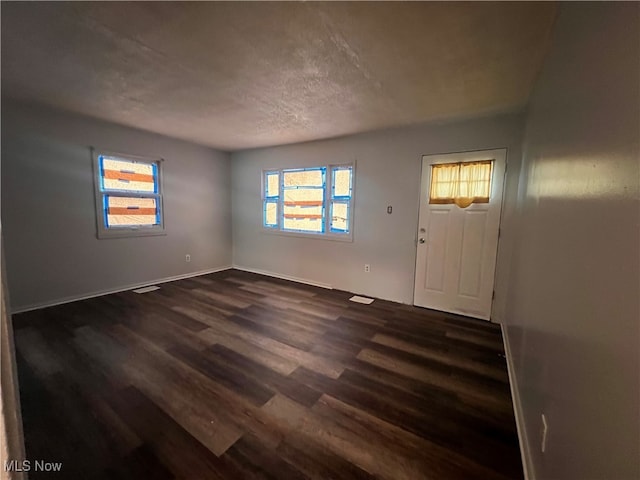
[413,149,506,320]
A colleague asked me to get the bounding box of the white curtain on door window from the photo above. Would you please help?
[429,163,459,200]
[429,160,493,208]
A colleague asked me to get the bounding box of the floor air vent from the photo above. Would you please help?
[132,286,160,294]
[349,295,374,305]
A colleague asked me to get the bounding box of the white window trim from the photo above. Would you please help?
[261,162,355,242]
[92,148,166,239]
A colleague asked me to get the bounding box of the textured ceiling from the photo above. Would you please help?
[1,2,556,151]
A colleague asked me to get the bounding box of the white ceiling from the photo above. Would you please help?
[1,2,556,151]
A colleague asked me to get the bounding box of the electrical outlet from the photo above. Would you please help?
[541,413,548,453]
[185,254,191,263]
[364,264,370,273]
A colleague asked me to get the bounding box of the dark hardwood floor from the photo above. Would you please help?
[12,269,523,479]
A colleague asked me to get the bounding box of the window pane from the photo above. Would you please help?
[101,156,157,193]
[105,196,159,227]
[281,168,325,233]
[266,172,279,198]
[283,217,323,233]
[283,187,324,205]
[282,183,325,234]
[283,197,324,232]
[283,169,324,188]
[264,201,278,227]
[333,167,352,198]
[284,204,322,218]
[331,202,349,233]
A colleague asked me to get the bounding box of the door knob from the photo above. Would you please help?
[418,238,425,244]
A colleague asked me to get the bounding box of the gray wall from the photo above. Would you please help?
[504,3,640,479]
[231,112,524,318]
[2,100,232,311]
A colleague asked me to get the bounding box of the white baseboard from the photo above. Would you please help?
[10,265,233,314]
[501,324,534,480]
[231,264,332,290]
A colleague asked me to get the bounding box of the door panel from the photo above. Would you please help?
[458,209,488,298]
[414,149,506,320]
[424,209,450,292]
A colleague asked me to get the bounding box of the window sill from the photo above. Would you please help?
[97,229,167,239]
[261,228,353,243]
